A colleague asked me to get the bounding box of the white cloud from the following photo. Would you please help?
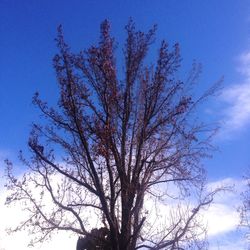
[0,165,105,250]
[203,178,248,249]
[204,199,239,237]
[222,82,250,132]
[0,184,77,250]
[220,51,250,136]
[0,176,247,249]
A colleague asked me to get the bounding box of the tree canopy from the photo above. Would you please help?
[5,20,220,250]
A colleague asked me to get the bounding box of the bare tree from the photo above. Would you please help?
[5,20,220,250]
[239,174,250,244]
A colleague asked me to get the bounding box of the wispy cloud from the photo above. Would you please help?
[220,51,250,136]
[237,52,250,77]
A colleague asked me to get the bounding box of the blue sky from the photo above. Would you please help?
[0,0,250,249]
